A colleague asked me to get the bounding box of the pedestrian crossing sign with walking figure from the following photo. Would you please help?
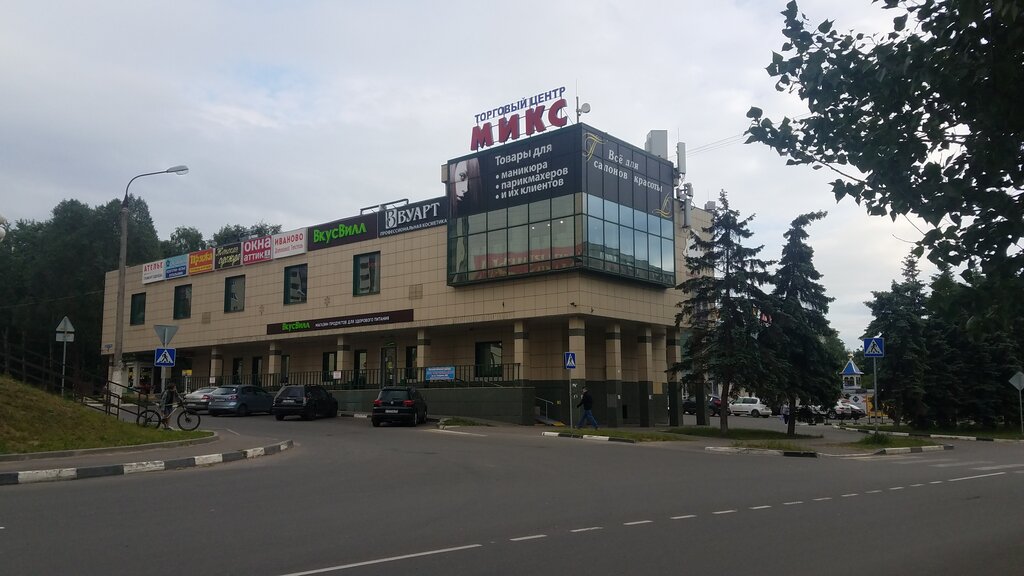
[154,347,176,367]
[863,338,885,358]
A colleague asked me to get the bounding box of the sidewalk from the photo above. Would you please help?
[0,431,293,486]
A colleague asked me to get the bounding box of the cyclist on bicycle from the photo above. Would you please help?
[160,382,178,430]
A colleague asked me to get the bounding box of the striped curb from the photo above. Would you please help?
[835,425,1023,443]
[541,431,636,444]
[872,445,954,455]
[705,446,818,458]
[0,440,293,486]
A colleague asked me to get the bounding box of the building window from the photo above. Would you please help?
[405,346,417,380]
[354,252,380,296]
[129,293,146,325]
[284,264,307,305]
[475,341,502,378]
[173,284,192,319]
[322,351,337,382]
[224,275,245,312]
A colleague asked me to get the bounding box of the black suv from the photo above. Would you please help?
[682,394,722,416]
[271,385,339,421]
[371,386,427,427]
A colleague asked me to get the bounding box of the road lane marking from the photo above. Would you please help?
[948,472,1005,482]
[274,544,482,575]
[671,515,697,520]
[431,429,487,437]
[972,464,1024,471]
[813,497,832,501]
[841,494,858,498]
[893,458,953,465]
[750,505,771,510]
[783,501,803,505]
[712,510,736,515]
[510,535,547,541]
[570,527,603,533]
[889,487,904,491]
[910,484,924,487]
[624,520,652,526]
[865,490,882,493]
[932,461,992,468]
[929,481,943,484]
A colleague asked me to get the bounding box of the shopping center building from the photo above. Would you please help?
[101,117,711,427]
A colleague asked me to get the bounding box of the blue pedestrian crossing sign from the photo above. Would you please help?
[154,347,176,367]
[564,352,577,370]
[863,338,885,358]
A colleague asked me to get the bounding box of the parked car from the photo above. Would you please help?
[208,385,274,416]
[682,394,723,416]
[728,396,772,417]
[829,400,866,421]
[271,385,339,421]
[371,386,427,427]
[182,386,217,413]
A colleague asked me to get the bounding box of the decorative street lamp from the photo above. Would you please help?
[111,165,189,391]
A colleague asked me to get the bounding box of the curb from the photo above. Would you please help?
[872,444,954,455]
[836,425,1024,443]
[541,431,636,444]
[705,446,817,458]
[0,433,219,463]
[0,440,294,486]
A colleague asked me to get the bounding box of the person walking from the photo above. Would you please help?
[159,382,178,430]
[576,387,599,430]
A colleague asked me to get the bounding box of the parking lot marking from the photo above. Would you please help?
[570,527,603,533]
[670,515,697,520]
[275,544,482,575]
[712,510,736,515]
[624,520,652,526]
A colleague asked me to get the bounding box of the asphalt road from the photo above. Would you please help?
[3,415,1023,576]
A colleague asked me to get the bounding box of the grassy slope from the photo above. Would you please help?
[0,374,209,454]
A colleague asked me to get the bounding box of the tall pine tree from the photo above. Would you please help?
[677,190,774,434]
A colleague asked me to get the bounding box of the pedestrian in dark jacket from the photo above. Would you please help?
[576,388,599,430]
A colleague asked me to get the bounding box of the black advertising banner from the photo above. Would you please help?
[267,309,415,335]
[307,214,378,251]
[215,243,242,270]
[447,124,582,218]
[378,197,448,237]
[579,124,676,216]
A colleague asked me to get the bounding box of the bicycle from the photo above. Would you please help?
[136,392,201,431]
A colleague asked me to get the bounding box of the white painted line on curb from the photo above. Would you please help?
[194,454,224,466]
[124,461,165,474]
[510,535,547,541]
[19,469,76,483]
[274,544,483,575]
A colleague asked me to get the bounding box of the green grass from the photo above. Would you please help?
[731,440,807,451]
[853,434,935,448]
[441,417,490,426]
[0,374,211,454]
[662,426,822,441]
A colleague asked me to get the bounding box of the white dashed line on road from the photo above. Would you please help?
[783,501,803,505]
[510,534,547,542]
[865,489,882,493]
[972,464,1024,471]
[624,520,652,526]
[948,472,1005,482]
[841,493,858,498]
[671,515,697,520]
[813,497,832,501]
[570,527,603,533]
[889,487,904,490]
[932,461,993,468]
[712,510,736,515]
[750,505,772,510]
[275,544,483,575]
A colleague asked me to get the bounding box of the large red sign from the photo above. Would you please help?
[242,236,272,265]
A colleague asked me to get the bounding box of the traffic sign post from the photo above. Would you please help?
[153,325,178,394]
[55,316,75,397]
[564,352,576,429]
[863,337,885,433]
[1009,372,1024,436]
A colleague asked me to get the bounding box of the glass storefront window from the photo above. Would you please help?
[648,234,662,271]
[662,217,674,239]
[635,230,648,268]
[488,208,507,230]
[551,218,574,261]
[508,224,529,274]
[587,216,604,260]
[529,222,551,262]
[468,233,486,279]
[487,229,507,269]
[468,213,487,234]
[529,199,550,223]
[633,207,647,232]
[603,221,619,261]
[587,194,603,219]
[603,198,618,224]
[620,227,634,267]
[662,237,675,274]
[508,204,528,227]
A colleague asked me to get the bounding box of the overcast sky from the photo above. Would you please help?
[0,0,937,353]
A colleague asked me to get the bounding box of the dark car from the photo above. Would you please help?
[682,394,722,416]
[371,386,427,427]
[271,385,339,421]
[208,385,275,416]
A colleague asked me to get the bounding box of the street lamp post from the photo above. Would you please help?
[111,165,188,392]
